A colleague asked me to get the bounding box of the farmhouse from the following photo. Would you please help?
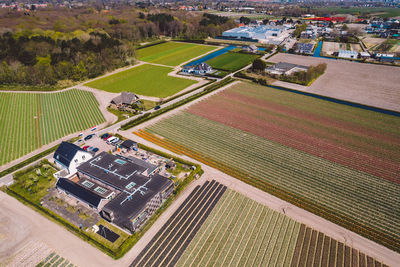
[242,45,259,53]
[54,152,174,232]
[54,142,93,175]
[182,63,213,75]
[338,50,358,59]
[110,92,139,111]
[266,62,309,76]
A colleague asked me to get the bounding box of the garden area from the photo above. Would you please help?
[8,159,57,204]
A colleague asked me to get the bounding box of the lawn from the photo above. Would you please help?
[137,42,217,66]
[85,64,196,98]
[314,7,400,18]
[9,159,57,204]
[140,81,400,253]
[205,52,259,72]
[0,89,105,166]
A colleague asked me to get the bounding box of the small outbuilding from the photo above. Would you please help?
[121,139,138,151]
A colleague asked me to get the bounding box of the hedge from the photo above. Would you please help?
[135,40,167,50]
[120,77,235,130]
[0,144,59,178]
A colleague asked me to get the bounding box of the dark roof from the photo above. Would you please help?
[121,139,137,149]
[194,63,211,71]
[111,92,138,106]
[56,178,103,208]
[77,152,156,193]
[103,173,173,228]
[54,142,84,168]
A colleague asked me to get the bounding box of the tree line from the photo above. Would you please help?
[0,8,235,87]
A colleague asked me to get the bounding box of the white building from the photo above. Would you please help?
[54,142,93,175]
[338,50,358,59]
[266,62,309,76]
[222,25,290,45]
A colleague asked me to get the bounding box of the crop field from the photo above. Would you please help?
[0,89,105,166]
[85,64,196,98]
[268,53,400,112]
[137,81,400,252]
[137,42,217,66]
[131,180,227,267]
[205,52,259,72]
[131,185,386,267]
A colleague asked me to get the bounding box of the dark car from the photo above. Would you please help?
[154,105,161,110]
[84,134,94,141]
[100,133,109,139]
[92,147,99,152]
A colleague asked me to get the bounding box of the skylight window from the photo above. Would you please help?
[115,159,126,165]
[82,180,94,188]
[126,182,136,190]
[94,186,107,194]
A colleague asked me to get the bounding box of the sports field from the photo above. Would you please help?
[132,182,387,267]
[137,42,217,66]
[205,52,259,71]
[137,81,400,253]
[85,64,196,98]
[0,89,105,166]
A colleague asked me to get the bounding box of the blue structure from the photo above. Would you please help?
[313,41,323,57]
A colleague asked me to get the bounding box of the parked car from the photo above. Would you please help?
[76,139,84,145]
[100,133,109,139]
[84,134,94,141]
[86,146,95,152]
[92,147,99,153]
[110,138,120,144]
[154,105,161,110]
[82,146,90,151]
[104,135,113,140]
[107,136,118,144]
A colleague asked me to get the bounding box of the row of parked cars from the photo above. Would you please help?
[101,133,122,146]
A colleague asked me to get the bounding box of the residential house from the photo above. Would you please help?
[182,63,213,75]
[266,62,309,76]
[242,45,259,53]
[54,142,92,175]
[110,92,139,111]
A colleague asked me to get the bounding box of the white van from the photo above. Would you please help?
[107,136,118,144]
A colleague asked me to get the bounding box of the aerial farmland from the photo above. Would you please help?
[267,53,400,112]
[0,89,105,166]
[132,181,388,267]
[137,81,400,253]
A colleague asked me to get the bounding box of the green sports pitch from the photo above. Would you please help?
[206,52,259,72]
[0,89,105,166]
[137,42,218,66]
[85,64,197,98]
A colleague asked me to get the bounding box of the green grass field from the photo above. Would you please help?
[205,52,259,72]
[137,42,217,66]
[176,190,385,267]
[85,64,196,98]
[0,89,105,166]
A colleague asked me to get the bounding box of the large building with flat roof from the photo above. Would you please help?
[56,151,174,232]
[222,25,291,45]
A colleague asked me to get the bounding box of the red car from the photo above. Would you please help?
[82,146,90,151]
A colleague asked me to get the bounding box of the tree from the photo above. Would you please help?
[342,24,348,31]
[252,58,266,72]
[239,16,251,25]
[262,19,269,25]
